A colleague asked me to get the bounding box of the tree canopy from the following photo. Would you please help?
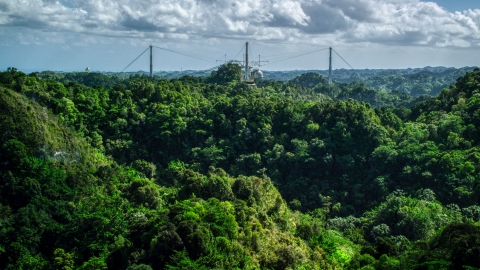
[0,65,479,269]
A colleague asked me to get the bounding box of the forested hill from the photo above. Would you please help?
[1,65,480,269]
[264,66,477,97]
[37,66,476,97]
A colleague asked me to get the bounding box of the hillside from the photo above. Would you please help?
[1,66,480,269]
[0,78,359,269]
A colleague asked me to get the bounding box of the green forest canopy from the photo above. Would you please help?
[0,65,479,269]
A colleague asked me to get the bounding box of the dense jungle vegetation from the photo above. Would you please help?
[1,64,480,269]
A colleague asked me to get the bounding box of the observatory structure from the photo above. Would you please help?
[242,42,264,86]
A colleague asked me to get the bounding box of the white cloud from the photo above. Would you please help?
[340,1,480,47]
[0,0,479,48]
[272,0,310,26]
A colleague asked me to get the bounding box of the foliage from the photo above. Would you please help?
[1,66,480,269]
[206,63,242,85]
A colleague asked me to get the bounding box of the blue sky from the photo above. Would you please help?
[429,0,480,12]
[1,0,480,72]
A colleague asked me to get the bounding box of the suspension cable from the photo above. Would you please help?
[332,49,354,69]
[153,46,216,64]
[232,44,245,62]
[262,48,329,67]
[121,47,149,72]
[263,49,322,61]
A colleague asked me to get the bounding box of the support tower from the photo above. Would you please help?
[245,42,249,80]
[328,47,332,85]
[150,45,153,77]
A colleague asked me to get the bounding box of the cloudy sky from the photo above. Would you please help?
[1,0,480,72]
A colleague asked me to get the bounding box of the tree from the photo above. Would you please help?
[206,63,242,85]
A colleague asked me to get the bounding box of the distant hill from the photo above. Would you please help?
[112,66,477,97]
[263,66,478,96]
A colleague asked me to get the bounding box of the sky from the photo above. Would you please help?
[1,0,480,72]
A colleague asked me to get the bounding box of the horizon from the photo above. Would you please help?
[12,65,479,75]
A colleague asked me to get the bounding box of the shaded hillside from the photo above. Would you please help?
[0,80,358,270]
